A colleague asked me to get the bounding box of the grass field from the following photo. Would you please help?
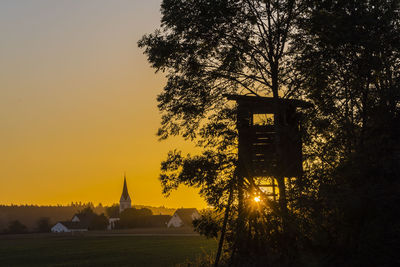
[0,234,217,266]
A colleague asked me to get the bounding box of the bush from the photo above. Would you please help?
[193,210,220,238]
[36,217,51,233]
[118,208,153,228]
[106,204,119,218]
[7,220,27,234]
[89,213,108,230]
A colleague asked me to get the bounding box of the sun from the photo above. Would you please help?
[254,196,261,203]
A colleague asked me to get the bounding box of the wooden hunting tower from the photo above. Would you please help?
[226,95,312,180]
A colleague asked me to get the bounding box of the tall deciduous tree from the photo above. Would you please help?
[139,0,399,265]
[292,1,400,265]
[139,0,302,264]
[36,217,51,233]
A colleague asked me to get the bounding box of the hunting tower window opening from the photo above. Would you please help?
[253,113,274,126]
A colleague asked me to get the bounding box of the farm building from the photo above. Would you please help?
[107,217,120,230]
[167,208,200,228]
[51,212,95,232]
[51,221,88,233]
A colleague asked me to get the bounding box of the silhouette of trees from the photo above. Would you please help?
[291,1,400,265]
[118,208,153,228]
[7,220,27,234]
[0,204,175,233]
[193,210,220,239]
[36,217,51,233]
[76,207,95,216]
[139,0,305,264]
[89,214,108,231]
[140,0,399,266]
[0,203,102,232]
[105,204,120,218]
[76,207,108,231]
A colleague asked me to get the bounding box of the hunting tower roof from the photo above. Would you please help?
[224,94,313,109]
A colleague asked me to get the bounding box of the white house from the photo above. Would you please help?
[107,218,120,230]
[51,221,88,233]
[167,208,200,228]
[52,211,96,233]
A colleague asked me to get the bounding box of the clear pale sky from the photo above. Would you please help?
[0,0,206,208]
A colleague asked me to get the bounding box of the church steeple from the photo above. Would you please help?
[119,174,132,212]
[121,174,130,200]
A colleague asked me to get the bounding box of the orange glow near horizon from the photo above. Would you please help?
[0,1,207,209]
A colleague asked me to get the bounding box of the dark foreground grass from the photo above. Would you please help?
[0,235,217,267]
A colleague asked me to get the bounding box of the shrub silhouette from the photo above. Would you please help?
[8,220,27,234]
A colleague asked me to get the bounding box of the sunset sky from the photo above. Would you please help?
[0,0,206,208]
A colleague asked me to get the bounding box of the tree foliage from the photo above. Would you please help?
[139,0,301,217]
[36,217,51,233]
[119,208,154,228]
[7,220,27,234]
[140,2,305,266]
[140,0,400,265]
[193,210,221,239]
[88,213,108,231]
[292,1,400,265]
[76,207,109,231]
[105,204,120,218]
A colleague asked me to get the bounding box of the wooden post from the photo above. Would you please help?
[214,182,234,267]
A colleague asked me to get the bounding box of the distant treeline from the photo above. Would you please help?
[0,203,176,232]
[132,205,175,216]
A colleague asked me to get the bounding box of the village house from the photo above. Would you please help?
[51,221,88,233]
[167,208,200,228]
[51,207,100,233]
[107,217,120,230]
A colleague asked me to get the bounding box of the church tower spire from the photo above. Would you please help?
[119,173,132,213]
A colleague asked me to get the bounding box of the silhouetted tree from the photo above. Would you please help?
[0,203,105,231]
[105,204,120,218]
[140,0,400,266]
[36,217,51,233]
[7,220,27,234]
[139,0,305,265]
[88,213,108,231]
[193,210,221,239]
[76,206,95,216]
[75,207,109,231]
[291,1,400,265]
[119,208,153,228]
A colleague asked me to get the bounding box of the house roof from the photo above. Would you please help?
[57,221,88,230]
[174,208,199,226]
[120,175,131,202]
[224,94,313,109]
